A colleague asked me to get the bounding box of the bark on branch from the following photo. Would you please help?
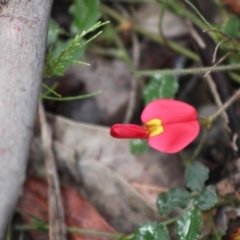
[0,0,52,237]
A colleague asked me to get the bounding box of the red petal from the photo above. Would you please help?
[110,124,148,139]
[148,120,200,153]
[141,99,198,125]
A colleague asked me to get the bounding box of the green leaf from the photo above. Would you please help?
[176,208,202,240]
[143,74,178,104]
[193,186,218,210]
[185,162,209,191]
[69,0,100,34]
[130,139,148,154]
[156,188,191,215]
[47,18,61,46]
[133,222,170,240]
[223,15,240,39]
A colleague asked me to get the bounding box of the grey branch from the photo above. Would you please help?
[0,0,53,238]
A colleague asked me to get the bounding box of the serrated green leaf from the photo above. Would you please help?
[156,188,191,215]
[176,208,202,240]
[47,18,61,46]
[143,74,178,104]
[130,139,148,154]
[69,0,100,34]
[133,222,170,240]
[193,186,218,210]
[223,15,240,39]
[185,162,209,191]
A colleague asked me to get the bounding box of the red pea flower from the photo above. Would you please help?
[110,99,200,154]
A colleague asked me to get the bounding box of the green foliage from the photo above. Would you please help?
[43,1,105,101]
[137,162,216,240]
[156,188,191,215]
[44,21,108,78]
[133,222,170,240]
[185,162,209,191]
[45,0,102,78]
[222,15,240,39]
[69,0,100,34]
[193,186,218,210]
[143,74,179,104]
[156,162,215,216]
[130,139,149,154]
[176,208,202,240]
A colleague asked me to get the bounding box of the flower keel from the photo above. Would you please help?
[110,124,148,139]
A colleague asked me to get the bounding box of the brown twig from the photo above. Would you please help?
[205,75,229,125]
[186,0,240,156]
[38,101,66,240]
[124,32,140,123]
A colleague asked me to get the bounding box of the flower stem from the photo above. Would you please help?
[213,196,240,208]
[161,216,179,225]
[15,224,122,239]
[189,130,208,163]
[207,212,222,240]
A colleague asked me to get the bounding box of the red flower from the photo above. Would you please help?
[110,99,200,153]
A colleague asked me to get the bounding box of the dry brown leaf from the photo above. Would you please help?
[223,0,240,14]
[18,178,116,240]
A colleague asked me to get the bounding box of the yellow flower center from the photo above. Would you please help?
[145,118,164,137]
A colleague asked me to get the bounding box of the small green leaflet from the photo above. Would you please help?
[156,188,191,215]
[185,162,209,191]
[176,208,202,240]
[143,74,178,105]
[69,0,100,34]
[193,186,218,210]
[130,139,149,154]
[133,222,170,240]
[47,18,61,46]
[223,14,240,39]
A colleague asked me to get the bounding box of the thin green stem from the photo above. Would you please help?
[161,216,179,225]
[158,0,167,38]
[101,6,134,69]
[134,63,240,76]
[42,83,61,98]
[214,197,240,208]
[68,227,122,238]
[132,25,199,61]
[40,90,102,101]
[101,4,126,24]
[15,224,122,239]
[207,212,221,240]
[15,225,44,231]
[166,0,208,30]
[16,208,44,222]
[229,72,240,84]
[189,130,208,163]
[183,0,213,29]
